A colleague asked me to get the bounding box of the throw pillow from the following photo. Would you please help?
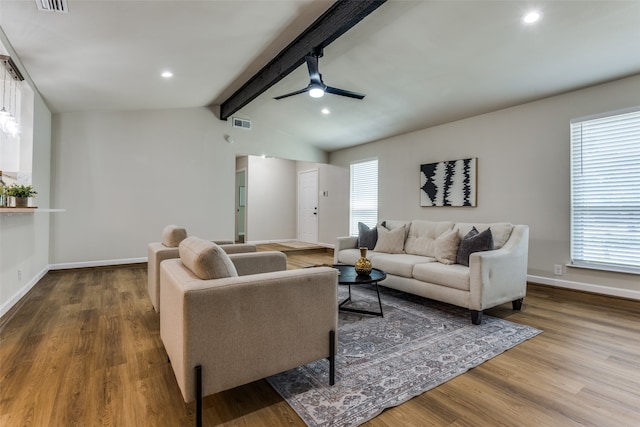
[179,237,238,280]
[373,224,406,254]
[161,224,187,247]
[404,220,455,257]
[435,229,461,265]
[456,227,494,266]
[358,222,378,250]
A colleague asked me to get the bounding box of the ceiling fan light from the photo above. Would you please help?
[309,87,325,98]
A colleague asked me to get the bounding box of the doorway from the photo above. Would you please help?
[297,169,318,244]
[235,169,246,243]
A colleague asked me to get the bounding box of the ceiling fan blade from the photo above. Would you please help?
[306,55,323,86]
[273,87,310,100]
[325,86,366,100]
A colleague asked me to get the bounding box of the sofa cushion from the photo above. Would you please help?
[380,220,411,240]
[374,224,406,254]
[381,219,410,230]
[456,227,494,266]
[337,248,383,265]
[434,229,461,265]
[454,222,513,249]
[358,222,378,250]
[179,237,238,280]
[412,262,470,291]
[404,220,454,257]
[162,225,187,247]
[372,253,435,278]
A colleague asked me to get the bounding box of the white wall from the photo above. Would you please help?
[246,156,297,242]
[0,92,52,316]
[330,74,640,297]
[49,108,327,264]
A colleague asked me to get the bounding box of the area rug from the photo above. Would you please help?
[267,284,541,427]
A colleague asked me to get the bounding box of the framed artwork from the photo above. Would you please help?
[420,158,477,207]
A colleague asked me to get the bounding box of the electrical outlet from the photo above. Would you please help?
[553,264,563,275]
[18,269,22,281]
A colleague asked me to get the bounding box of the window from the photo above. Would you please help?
[350,159,378,236]
[1,47,33,187]
[570,107,640,274]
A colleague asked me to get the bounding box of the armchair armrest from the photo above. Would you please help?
[468,225,529,311]
[159,263,338,402]
[148,242,179,312]
[213,240,234,245]
[229,251,287,276]
[334,236,359,264]
[220,243,257,254]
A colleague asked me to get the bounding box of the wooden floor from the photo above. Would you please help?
[1,248,639,426]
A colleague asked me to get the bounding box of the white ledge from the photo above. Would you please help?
[0,207,66,213]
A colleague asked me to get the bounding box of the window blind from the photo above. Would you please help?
[570,107,640,274]
[350,159,378,236]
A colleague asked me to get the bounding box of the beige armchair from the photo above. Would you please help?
[160,237,338,426]
[148,225,257,312]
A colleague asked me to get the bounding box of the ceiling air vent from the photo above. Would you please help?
[232,117,251,130]
[35,0,69,13]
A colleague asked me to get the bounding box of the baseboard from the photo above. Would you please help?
[49,257,148,270]
[0,266,49,320]
[528,274,640,301]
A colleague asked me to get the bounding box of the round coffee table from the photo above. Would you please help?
[334,264,387,317]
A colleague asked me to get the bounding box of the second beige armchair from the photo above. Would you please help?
[147,225,257,312]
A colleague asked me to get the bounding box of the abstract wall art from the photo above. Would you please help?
[420,158,477,207]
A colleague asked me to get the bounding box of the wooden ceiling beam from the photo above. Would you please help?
[219,0,387,121]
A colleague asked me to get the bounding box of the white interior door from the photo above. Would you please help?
[298,169,318,244]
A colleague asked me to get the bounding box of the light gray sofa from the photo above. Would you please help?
[148,225,257,313]
[335,220,529,324]
[160,237,338,426]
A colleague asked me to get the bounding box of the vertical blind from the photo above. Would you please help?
[350,159,378,236]
[570,107,640,273]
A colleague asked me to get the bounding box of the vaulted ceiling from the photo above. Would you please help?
[1,0,639,152]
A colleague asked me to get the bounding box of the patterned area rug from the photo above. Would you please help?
[267,284,541,427]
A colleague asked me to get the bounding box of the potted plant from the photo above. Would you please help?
[6,184,37,207]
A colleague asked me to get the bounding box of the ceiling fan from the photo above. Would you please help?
[273,47,366,101]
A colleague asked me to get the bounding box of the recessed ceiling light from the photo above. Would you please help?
[321,108,330,115]
[161,71,173,78]
[522,10,541,24]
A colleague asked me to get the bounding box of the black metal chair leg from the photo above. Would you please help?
[195,365,202,427]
